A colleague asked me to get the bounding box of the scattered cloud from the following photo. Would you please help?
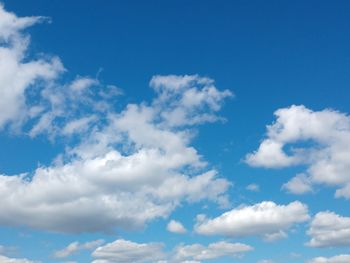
[307,254,350,263]
[195,201,309,240]
[173,241,253,262]
[246,183,260,192]
[282,173,313,195]
[0,3,232,234]
[91,239,252,263]
[54,239,104,258]
[91,239,165,263]
[167,220,187,234]
[0,254,39,263]
[246,105,350,198]
[307,211,350,247]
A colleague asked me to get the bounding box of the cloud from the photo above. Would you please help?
[150,75,233,127]
[54,239,104,258]
[245,105,350,198]
[167,220,187,234]
[0,4,233,234]
[0,3,63,130]
[307,211,350,247]
[173,241,253,261]
[246,183,260,192]
[195,201,309,240]
[282,173,313,194]
[307,255,350,263]
[91,239,165,263]
[91,239,252,263]
[0,254,39,263]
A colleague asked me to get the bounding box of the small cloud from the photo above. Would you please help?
[167,220,187,234]
[246,183,260,192]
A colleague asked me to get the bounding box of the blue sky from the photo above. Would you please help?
[0,1,350,263]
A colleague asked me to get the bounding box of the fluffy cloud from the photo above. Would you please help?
[167,220,187,234]
[195,201,309,240]
[282,173,313,194]
[307,255,350,263]
[54,239,104,258]
[246,105,350,198]
[0,3,63,130]
[0,255,39,263]
[91,239,165,263]
[150,75,233,127]
[307,211,350,247]
[173,241,253,262]
[91,239,252,263]
[0,4,232,234]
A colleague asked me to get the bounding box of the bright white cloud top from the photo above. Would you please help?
[246,105,350,198]
[195,201,310,240]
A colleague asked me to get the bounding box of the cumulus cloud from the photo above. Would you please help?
[282,173,313,194]
[91,239,165,263]
[307,211,350,247]
[150,75,233,127]
[246,105,350,198]
[0,3,63,130]
[0,255,39,263]
[173,241,253,262]
[195,201,309,240]
[167,220,187,234]
[91,239,252,263]
[54,239,104,258]
[0,4,233,234]
[307,255,350,263]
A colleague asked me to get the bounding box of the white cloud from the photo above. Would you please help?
[257,260,275,263]
[245,105,350,198]
[0,3,63,130]
[91,239,252,263]
[91,239,165,263]
[195,201,309,240]
[173,241,253,261]
[282,173,313,194]
[307,255,350,263]
[0,4,232,234]
[246,183,260,192]
[150,75,233,127]
[307,211,350,247]
[0,76,230,233]
[54,239,104,258]
[0,255,39,263]
[167,220,187,234]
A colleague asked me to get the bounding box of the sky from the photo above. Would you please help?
[0,1,350,262]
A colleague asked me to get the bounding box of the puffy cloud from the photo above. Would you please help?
[246,105,350,198]
[91,239,252,263]
[54,239,104,258]
[150,75,233,127]
[91,239,165,263]
[0,3,231,234]
[173,241,253,261]
[195,201,309,240]
[307,255,350,263]
[0,3,63,130]
[307,211,350,247]
[167,220,187,234]
[0,255,39,263]
[282,174,313,194]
